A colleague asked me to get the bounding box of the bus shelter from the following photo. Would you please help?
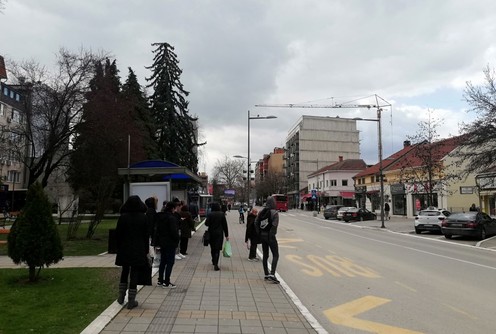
[117,160,204,206]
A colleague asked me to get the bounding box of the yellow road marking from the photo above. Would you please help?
[324,296,424,334]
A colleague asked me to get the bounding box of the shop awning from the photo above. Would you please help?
[340,191,355,199]
[301,193,313,200]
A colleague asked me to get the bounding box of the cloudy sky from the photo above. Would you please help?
[1,0,495,176]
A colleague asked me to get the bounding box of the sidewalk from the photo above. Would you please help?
[88,210,320,334]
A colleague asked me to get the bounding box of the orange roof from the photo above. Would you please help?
[353,143,418,178]
[386,135,466,172]
[308,159,367,177]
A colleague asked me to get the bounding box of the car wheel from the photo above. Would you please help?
[415,227,421,234]
[444,234,452,239]
[479,228,486,240]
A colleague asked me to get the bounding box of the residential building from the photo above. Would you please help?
[354,137,479,218]
[307,157,367,208]
[0,56,29,212]
[285,115,360,208]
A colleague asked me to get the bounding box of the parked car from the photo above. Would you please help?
[323,205,344,219]
[337,206,356,220]
[414,207,451,234]
[342,208,377,222]
[441,211,496,240]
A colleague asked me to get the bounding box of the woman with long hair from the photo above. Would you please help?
[205,202,229,271]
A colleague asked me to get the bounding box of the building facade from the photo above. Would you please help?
[285,116,360,208]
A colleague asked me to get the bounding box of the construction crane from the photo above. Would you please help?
[254,94,391,228]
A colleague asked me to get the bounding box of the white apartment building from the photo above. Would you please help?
[285,115,360,208]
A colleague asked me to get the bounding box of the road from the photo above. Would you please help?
[272,210,496,334]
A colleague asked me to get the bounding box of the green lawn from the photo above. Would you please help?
[0,219,118,256]
[0,267,120,334]
[0,219,121,333]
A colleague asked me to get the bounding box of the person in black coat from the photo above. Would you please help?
[245,208,261,261]
[179,205,196,257]
[115,195,149,309]
[156,201,180,288]
[205,202,229,271]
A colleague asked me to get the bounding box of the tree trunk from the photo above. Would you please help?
[29,265,36,282]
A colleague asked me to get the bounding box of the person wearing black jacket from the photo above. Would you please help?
[179,205,196,257]
[156,201,180,288]
[115,195,149,309]
[245,208,260,261]
[205,202,229,271]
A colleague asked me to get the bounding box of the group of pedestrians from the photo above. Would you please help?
[114,195,197,309]
[114,194,281,310]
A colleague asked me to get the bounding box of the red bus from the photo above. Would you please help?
[272,194,288,212]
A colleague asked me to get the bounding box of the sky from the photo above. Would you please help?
[1,0,495,177]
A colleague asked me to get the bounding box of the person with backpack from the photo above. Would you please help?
[255,196,280,284]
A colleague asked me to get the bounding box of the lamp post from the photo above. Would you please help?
[353,110,385,228]
[239,111,277,207]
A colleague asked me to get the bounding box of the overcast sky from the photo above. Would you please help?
[1,0,495,176]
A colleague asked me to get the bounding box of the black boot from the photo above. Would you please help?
[117,282,127,304]
[127,289,138,309]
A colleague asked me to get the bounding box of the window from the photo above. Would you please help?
[326,180,329,187]
[0,103,4,116]
[330,180,337,186]
[3,87,8,96]
[370,176,375,183]
[15,94,20,102]
[342,180,348,186]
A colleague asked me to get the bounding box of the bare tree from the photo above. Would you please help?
[457,65,496,175]
[255,171,286,202]
[213,155,244,189]
[5,48,105,188]
[400,113,462,207]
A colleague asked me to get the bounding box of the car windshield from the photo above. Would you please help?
[449,212,477,220]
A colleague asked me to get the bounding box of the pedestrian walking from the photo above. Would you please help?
[238,205,245,224]
[205,202,229,271]
[245,208,260,261]
[156,201,180,288]
[179,204,196,257]
[255,196,280,284]
[172,200,184,260]
[384,202,390,220]
[115,195,149,309]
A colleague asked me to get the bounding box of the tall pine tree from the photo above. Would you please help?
[146,42,203,173]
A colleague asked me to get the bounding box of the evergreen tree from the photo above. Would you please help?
[146,42,204,172]
[122,67,156,158]
[8,182,63,282]
[69,59,146,238]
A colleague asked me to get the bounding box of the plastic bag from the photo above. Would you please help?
[222,240,232,258]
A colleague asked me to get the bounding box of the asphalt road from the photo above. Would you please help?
[271,210,496,334]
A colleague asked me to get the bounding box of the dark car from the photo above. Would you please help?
[323,205,344,219]
[441,211,496,240]
[342,208,377,222]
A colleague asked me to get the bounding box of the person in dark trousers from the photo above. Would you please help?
[256,196,280,284]
[115,195,149,309]
[179,204,196,257]
[156,201,180,288]
[189,200,199,221]
[384,202,390,220]
[245,208,260,261]
[205,202,229,271]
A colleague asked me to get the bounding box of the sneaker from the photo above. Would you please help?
[163,283,177,289]
[214,265,220,271]
[179,253,187,258]
[175,255,182,260]
[157,281,163,286]
[264,275,270,281]
[248,258,259,262]
[266,275,280,284]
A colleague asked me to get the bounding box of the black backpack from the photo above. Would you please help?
[256,208,272,232]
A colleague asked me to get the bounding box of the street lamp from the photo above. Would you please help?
[241,111,277,207]
[353,110,385,228]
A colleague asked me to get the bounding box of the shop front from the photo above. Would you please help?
[391,183,406,216]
